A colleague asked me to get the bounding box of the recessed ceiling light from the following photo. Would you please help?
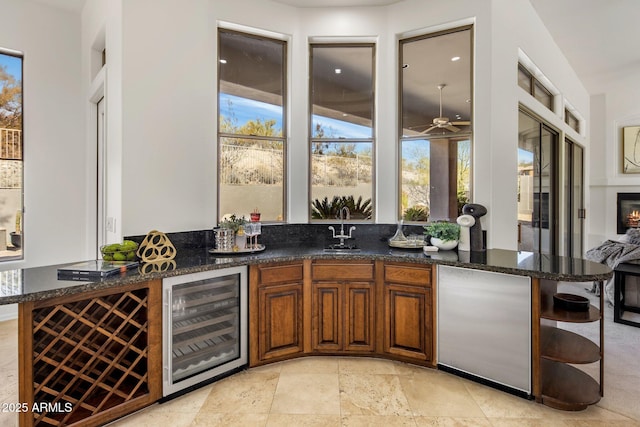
[219,59,227,64]
[451,56,461,62]
[335,68,342,74]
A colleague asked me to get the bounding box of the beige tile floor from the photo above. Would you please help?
[105,356,640,427]
[0,290,639,427]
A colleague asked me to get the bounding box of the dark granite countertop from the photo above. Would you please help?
[0,224,613,305]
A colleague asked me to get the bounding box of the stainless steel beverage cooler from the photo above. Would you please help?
[162,266,247,396]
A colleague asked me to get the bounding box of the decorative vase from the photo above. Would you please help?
[456,214,476,251]
[389,219,408,243]
[430,237,458,251]
[10,232,21,248]
[214,228,235,251]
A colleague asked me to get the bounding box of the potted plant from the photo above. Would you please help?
[214,214,247,251]
[424,221,460,250]
[219,213,246,233]
[10,210,21,248]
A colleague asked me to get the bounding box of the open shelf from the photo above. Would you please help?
[535,280,604,412]
[540,325,600,364]
[540,359,601,411]
[540,292,600,323]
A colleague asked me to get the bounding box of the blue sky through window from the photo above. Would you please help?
[219,92,372,140]
[0,53,21,80]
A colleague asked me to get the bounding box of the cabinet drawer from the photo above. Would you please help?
[312,262,374,281]
[258,263,304,285]
[384,264,431,287]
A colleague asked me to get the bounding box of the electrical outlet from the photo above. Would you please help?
[106,217,115,233]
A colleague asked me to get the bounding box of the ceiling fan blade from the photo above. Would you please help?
[443,124,460,132]
[421,125,438,134]
[451,121,471,126]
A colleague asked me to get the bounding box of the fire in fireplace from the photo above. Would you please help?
[617,193,640,234]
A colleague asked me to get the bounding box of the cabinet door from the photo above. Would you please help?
[312,282,342,351]
[345,283,375,352]
[384,283,431,361]
[258,283,304,361]
[312,282,375,353]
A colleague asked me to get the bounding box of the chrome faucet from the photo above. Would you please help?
[328,206,356,247]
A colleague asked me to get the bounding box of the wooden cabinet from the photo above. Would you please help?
[18,280,162,427]
[250,259,435,366]
[382,262,434,364]
[311,260,375,353]
[534,279,603,410]
[250,263,305,365]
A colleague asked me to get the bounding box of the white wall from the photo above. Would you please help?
[107,0,591,252]
[119,0,300,235]
[0,0,85,319]
[81,0,123,250]
[589,73,640,246]
[0,0,85,267]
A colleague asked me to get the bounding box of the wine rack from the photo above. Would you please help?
[19,280,162,427]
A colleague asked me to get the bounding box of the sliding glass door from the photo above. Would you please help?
[517,110,558,254]
[564,139,584,258]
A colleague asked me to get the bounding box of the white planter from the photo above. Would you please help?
[430,237,458,251]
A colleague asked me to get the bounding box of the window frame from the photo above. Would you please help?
[308,42,376,222]
[518,63,554,112]
[216,28,288,224]
[398,26,474,223]
[0,47,24,261]
[564,108,580,133]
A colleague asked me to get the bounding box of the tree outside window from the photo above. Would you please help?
[0,49,23,259]
[217,30,286,222]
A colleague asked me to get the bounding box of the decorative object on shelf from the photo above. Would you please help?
[137,230,177,274]
[214,227,235,251]
[424,221,460,251]
[211,218,263,254]
[462,203,487,251]
[235,226,247,249]
[553,293,590,311]
[389,219,408,244]
[101,240,139,261]
[456,214,475,251]
[217,214,247,251]
[622,126,640,174]
[250,208,261,222]
[10,209,21,248]
[245,221,262,250]
[219,213,247,233]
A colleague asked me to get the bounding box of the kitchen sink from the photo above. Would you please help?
[323,244,361,254]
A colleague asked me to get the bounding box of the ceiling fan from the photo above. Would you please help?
[420,84,470,134]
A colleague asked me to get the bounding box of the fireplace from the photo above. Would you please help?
[617,193,640,234]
